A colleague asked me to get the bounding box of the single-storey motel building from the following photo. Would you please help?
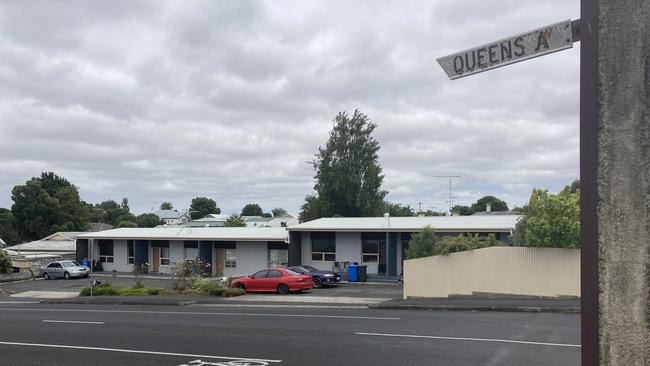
[75,215,521,278]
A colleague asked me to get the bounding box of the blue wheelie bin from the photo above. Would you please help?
[348,263,359,282]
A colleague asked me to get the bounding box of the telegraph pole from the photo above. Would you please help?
[432,175,461,212]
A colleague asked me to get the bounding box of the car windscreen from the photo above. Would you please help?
[303,265,318,272]
[284,269,301,276]
[61,261,81,268]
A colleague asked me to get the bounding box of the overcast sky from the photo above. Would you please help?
[0,1,580,215]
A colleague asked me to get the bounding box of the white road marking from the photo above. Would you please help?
[42,320,105,325]
[0,307,400,320]
[356,332,581,348]
[11,291,78,299]
[0,341,282,363]
[195,304,367,309]
[0,301,39,304]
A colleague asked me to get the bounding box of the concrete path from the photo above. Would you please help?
[11,291,79,299]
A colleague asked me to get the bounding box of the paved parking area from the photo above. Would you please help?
[0,275,403,302]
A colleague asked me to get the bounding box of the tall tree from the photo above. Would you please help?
[241,203,263,216]
[469,196,509,214]
[0,208,20,245]
[96,198,131,226]
[160,202,173,210]
[190,197,220,220]
[224,214,246,227]
[520,189,580,248]
[11,173,89,240]
[300,109,387,221]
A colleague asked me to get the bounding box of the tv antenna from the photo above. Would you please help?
[433,175,462,212]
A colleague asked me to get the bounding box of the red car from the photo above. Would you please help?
[231,268,313,294]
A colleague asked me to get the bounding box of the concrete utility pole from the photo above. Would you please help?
[581,0,650,364]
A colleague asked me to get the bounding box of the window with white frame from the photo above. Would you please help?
[311,232,335,262]
[225,248,236,268]
[98,240,114,263]
[127,241,134,264]
[362,238,382,263]
[160,247,170,265]
[268,249,288,268]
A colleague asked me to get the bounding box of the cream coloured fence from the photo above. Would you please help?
[403,246,580,299]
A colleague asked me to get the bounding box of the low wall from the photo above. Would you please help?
[0,271,32,283]
[403,246,580,299]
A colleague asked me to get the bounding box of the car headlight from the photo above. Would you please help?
[324,274,334,277]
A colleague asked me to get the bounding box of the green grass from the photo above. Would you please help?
[79,284,161,297]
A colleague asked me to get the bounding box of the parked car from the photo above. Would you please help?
[230,268,313,294]
[40,260,89,280]
[288,265,341,288]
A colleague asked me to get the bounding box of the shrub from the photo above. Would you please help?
[406,226,437,259]
[435,234,500,255]
[222,288,245,297]
[79,285,118,296]
[187,276,210,290]
[195,280,225,296]
[0,250,11,274]
[79,284,161,296]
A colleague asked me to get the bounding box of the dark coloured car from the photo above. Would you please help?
[288,265,341,288]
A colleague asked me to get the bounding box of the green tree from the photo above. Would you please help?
[224,214,246,227]
[0,249,12,274]
[406,226,437,259]
[451,205,473,216]
[160,202,173,210]
[385,202,415,217]
[470,196,509,214]
[300,109,387,221]
[116,220,138,228]
[520,189,580,248]
[95,199,131,226]
[190,197,220,220]
[261,213,273,218]
[11,172,89,240]
[11,179,63,240]
[241,203,263,216]
[136,213,161,228]
[435,234,500,255]
[0,208,20,245]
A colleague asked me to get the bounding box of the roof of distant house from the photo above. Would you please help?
[8,231,84,252]
[156,210,188,220]
[77,227,288,242]
[288,216,522,232]
[471,211,521,216]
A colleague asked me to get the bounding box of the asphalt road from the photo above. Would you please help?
[0,302,580,365]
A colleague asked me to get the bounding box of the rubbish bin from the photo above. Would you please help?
[348,263,359,282]
[358,265,368,282]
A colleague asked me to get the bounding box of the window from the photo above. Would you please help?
[160,247,170,265]
[267,269,283,278]
[127,240,134,264]
[47,262,61,268]
[98,240,114,263]
[253,270,268,278]
[362,234,384,263]
[268,249,288,268]
[225,248,236,268]
[311,232,335,262]
[184,241,199,260]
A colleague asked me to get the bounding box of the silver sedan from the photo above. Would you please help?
[40,260,89,280]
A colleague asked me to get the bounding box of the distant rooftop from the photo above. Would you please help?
[289,216,522,232]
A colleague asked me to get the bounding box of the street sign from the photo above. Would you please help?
[437,20,574,80]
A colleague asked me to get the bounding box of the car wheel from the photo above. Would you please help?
[235,283,246,291]
[43,272,50,280]
[277,283,289,295]
[312,277,322,288]
[63,272,70,280]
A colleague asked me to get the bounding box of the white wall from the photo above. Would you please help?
[336,232,362,272]
[225,241,268,277]
[300,232,311,265]
[404,247,581,299]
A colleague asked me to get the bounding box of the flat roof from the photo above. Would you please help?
[76,227,289,242]
[288,216,522,232]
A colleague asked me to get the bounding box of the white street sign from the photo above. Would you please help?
[437,20,574,80]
